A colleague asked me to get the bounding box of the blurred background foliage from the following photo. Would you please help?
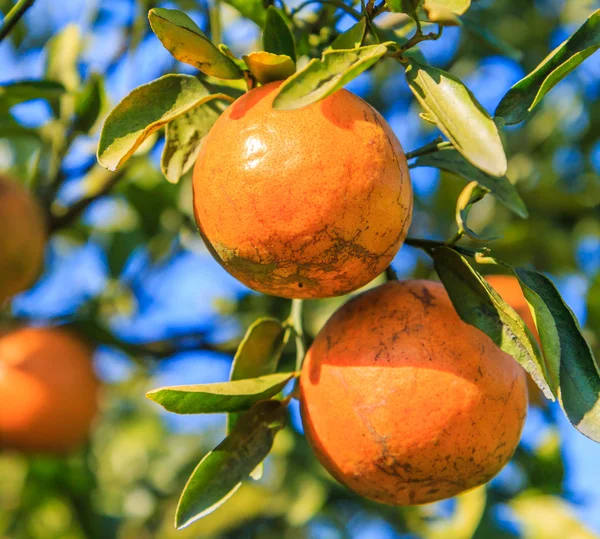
[0,0,599,537]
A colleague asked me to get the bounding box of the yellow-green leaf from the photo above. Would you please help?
[413,150,527,218]
[496,9,600,124]
[513,268,600,442]
[161,97,230,183]
[175,400,286,529]
[228,318,290,434]
[405,59,508,177]
[263,6,296,62]
[98,75,221,171]
[146,372,296,414]
[432,247,553,399]
[243,51,296,84]
[330,18,367,50]
[148,8,242,79]
[273,44,388,110]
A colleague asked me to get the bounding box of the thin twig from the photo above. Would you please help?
[0,0,35,42]
[405,138,453,160]
[48,167,127,233]
[288,299,306,372]
[291,0,362,20]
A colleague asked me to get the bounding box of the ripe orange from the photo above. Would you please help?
[0,176,46,303]
[300,280,527,505]
[192,81,413,299]
[486,274,545,407]
[0,327,99,454]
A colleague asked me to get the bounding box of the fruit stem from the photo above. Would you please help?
[405,139,453,160]
[0,0,35,42]
[289,299,306,371]
[209,0,222,45]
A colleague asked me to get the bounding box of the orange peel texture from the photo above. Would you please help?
[193,82,412,299]
[300,280,527,505]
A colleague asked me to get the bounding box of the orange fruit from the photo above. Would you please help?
[192,81,412,299]
[486,274,545,407]
[0,176,46,303]
[0,327,99,454]
[300,280,527,505]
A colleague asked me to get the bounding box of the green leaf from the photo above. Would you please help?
[495,10,600,124]
[387,0,422,17]
[263,6,296,62]
[74,73,107,134]
[146,372,296,414]
[0,80,66,108]
[413,150,528,218]
[512,268,600,442]
[405,59,507,177]
[243,51,296,84]
[455,181,497,242]
[148,8,242,79]
[422,0,471,26]
[228,318,290,433]
[432,247,553,399]
[273,44,388,110]
[175,400,286,529]
[330,18,367,49]
[161,97,230,184]
[45,24,81,91]
[423,0,470,16]
[223,0,266,27]
[97,75,222,171]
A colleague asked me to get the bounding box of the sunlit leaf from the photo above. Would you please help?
[243,52,296,84]
[455,181,497,242]
[273,44,388,110]
[422,0,471,26]
[407,486,486,539]
[148,8,242,79]
[513,268,600,442]
[175,400,286,529]
[223,0,266,27]
[161,97,230,183]
[387,0,422,17]
[496,9,600,125]
[511,495,599,539]
[432,247,553,399]
[45,24,81,91]
[413,150,527,218]
[98,75,225,171]
[146,372,296,414]
[405,60,507,177]
[263,6,296,62]
[228,318,289,433]
[330,18,367,49]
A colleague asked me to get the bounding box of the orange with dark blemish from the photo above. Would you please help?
[486,274,545,407]
[300,280,527,505]
[192,82,412,298]
[0,327,99,454]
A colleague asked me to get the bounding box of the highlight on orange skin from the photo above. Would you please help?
[486,274,546,407]
[0,327,99,454]
[192,81,413,299]
[300,280,528,506]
